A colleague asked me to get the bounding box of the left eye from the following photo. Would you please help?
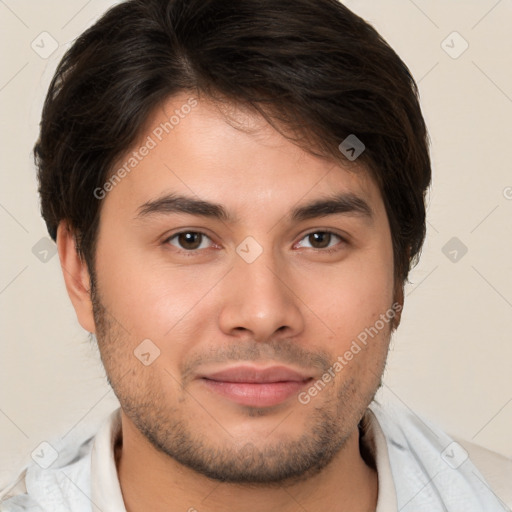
[296,231,343,250]
[166,231,213,251]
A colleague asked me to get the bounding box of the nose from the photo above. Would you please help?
[218,250,305,342]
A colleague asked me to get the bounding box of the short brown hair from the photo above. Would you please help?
[35,0,431,284]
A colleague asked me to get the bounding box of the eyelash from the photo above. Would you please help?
[163,230,347,255]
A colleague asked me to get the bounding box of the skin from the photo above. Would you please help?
[58,91,402,512]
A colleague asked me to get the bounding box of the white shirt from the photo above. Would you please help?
[1,399,511,511]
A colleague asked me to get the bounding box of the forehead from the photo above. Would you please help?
[100,92,384,222]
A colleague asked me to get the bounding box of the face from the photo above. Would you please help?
[89,92,397,484]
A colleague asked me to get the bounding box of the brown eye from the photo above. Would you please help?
[308,232,332,248]
[167,231,210,251]
[296,231,344,251]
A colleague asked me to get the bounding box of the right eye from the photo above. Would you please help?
[164,231,214,251]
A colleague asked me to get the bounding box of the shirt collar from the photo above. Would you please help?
[90,405,397,511]
[90,407,126,511]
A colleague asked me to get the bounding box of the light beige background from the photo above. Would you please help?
[1,0,511,490]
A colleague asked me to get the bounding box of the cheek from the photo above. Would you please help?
[95,237,223,350]
[318,250,394,315]
[303,245,395,358]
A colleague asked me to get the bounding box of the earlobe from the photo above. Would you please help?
[56,221,96,333]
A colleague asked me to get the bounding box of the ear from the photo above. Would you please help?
[391,281,404,331]
[56,221,96,333]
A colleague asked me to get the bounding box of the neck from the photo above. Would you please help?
[115,412,378,512]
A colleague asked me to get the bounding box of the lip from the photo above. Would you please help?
[198,365,313,407]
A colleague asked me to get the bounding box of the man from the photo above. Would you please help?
[1,0,510,510]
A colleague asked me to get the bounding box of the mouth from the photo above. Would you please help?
[198,365,314,407]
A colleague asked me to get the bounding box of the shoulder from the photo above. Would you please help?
[0,469,43,511]
[368,399,512,511]
[454,436,512,508]
[0,433,96,512]
[0,409,121,512]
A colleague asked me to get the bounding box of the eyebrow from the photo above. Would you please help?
[135,192,373,224]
